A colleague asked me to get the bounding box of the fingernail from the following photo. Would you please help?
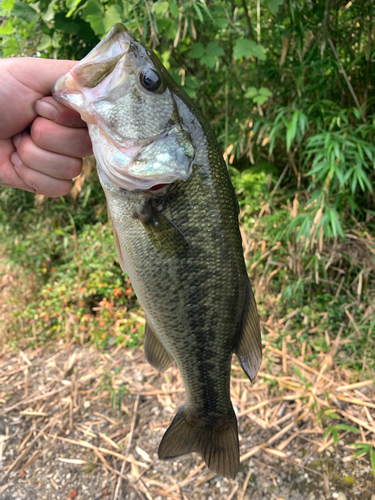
[35,99,58,120]
[10,153,23,169]
[13,133,22,148]
[24,179,37,190]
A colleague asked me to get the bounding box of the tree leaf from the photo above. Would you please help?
[66,0,84,17]
[199,2,214,22]
[266,0,283,15]
[0,18,14,35]
[200,54,217,68]
[81,0,102,20]
[215,18,228,29]
[234,39,255,59]
[185,75,201,89]
[103,5,122,32]
[153,1,169,17]
[1,0,16,12]
[2,37,19,57]
[206,41,224,57]
[11,1,39,24]
[233,39,266,60]
[37,33,51,51]
[190,42,205,58]
[244,87,258,98]
[170,0,179,17]
[192,2,203,23]
[254,95,268,105]
[259,87,272,97]
[251,43,267,60]
[54,13,82,34]
[85,14,106,35]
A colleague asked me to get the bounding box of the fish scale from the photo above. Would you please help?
[53,23,262,479]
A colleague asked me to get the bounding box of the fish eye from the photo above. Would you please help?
[140,69,161,92]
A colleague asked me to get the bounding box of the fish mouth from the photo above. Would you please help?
[94,123,191,192]
[53,23,194,192]
[53,24,133,123]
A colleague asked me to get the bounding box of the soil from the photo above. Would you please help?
[1,343,374,500]
[1,254,375,500]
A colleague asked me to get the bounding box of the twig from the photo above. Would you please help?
[241,0,255,40]
[144,0,159,48]
[227,484,239,500]
[238,467,252,500]
[113,393,140,500]
[327,37,364,118]
[270,164,289,196]
[3,386,69,414]
[240,421,296,461]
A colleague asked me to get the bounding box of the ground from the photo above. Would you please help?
[1,245,375,500]
[1,341,375,500]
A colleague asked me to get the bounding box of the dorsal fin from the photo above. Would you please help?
[234,282,262,381]
[144,319,174,372]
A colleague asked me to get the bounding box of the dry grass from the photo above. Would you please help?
[1,329,374,499]
[1,198,375,499]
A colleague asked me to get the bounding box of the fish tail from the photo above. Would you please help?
[158,406,239,479]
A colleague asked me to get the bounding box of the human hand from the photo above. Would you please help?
[0,58,92,197]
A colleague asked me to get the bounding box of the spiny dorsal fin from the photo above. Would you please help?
[137,204,189,255]
[235,281,262,382]
[158,405,239,479]
[144,319,174,372]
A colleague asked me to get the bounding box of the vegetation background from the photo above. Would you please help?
[1,0,375,491]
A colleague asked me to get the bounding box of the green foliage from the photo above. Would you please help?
[0,171,141,348]
[1,1,375,351]
[324,423,361,444]
[97,368,130,413]
[322,422,375,475]
[233,38,266,60]
[2,1,374,249]
[244,87,272,105]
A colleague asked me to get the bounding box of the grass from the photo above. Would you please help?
[1,161,375,490]
[1,163,374,371]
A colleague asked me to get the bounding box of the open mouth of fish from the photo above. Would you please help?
[53,24,194,192]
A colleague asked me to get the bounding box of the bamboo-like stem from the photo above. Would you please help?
[241,0,255,40]
[327,37,364,119]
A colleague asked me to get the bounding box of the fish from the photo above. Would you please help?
[53,23,262,479]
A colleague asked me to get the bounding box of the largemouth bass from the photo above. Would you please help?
[53,24,262,479]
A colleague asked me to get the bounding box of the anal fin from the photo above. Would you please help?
[235,281,262,382]
[144,319,174,372]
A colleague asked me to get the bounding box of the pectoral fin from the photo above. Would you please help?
[235,282,262,381]
[137,204,189,255]
[144,319,174,372]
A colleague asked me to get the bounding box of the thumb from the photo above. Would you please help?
[35,96,88,128]
[0,58,78,139]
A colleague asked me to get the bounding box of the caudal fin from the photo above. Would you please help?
[158,406,239,479]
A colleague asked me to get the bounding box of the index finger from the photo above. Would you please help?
[35,96,88,128]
